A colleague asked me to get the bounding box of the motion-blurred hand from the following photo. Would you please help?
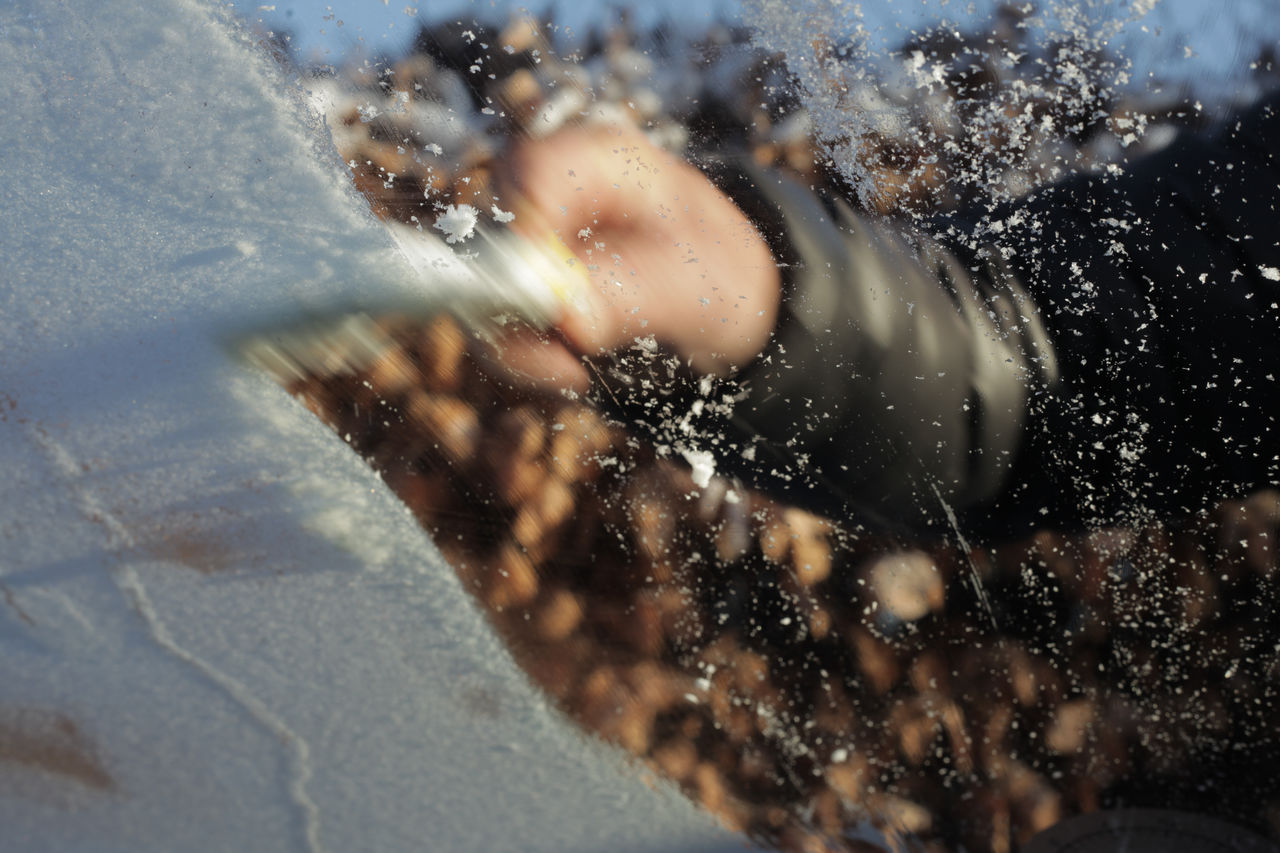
[492,119,781,390]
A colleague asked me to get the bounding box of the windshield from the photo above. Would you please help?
[9,1,1278,851]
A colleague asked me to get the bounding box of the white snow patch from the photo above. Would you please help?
[491,204,515,223]
[0,1,748,850]
[680,447,717,489]
[1260,265,1280,282]
[434,203,479,243]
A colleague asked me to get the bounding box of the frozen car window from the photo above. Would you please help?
[8,0,1279,851]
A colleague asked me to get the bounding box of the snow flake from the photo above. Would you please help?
[680,447,717,488]
[433,204,478,244]
[1260,266,1280,282]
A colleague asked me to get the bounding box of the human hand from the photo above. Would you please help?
[492,119,781,390]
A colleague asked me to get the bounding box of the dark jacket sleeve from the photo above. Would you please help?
[691,92,1280,539]
[699,161,1059,536]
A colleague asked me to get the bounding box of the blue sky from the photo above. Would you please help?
[228,0,732,62]
[227,0,1277,91]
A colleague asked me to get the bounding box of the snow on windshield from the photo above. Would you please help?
[0,1,750,851]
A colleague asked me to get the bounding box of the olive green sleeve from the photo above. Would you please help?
[704,163,1059,534]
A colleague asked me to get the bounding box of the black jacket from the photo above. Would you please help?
[613,92,1280,541]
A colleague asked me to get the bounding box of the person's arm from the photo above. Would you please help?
[498,93,1280,539]
[493,122,1056,535]
[685,160,1059,536]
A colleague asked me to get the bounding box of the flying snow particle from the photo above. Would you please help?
[1261,266,1280,282]
[491,205,515,223]
[434,204,478,244]
[680,447,716,489]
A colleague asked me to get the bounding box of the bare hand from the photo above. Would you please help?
[493,120,781,390]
